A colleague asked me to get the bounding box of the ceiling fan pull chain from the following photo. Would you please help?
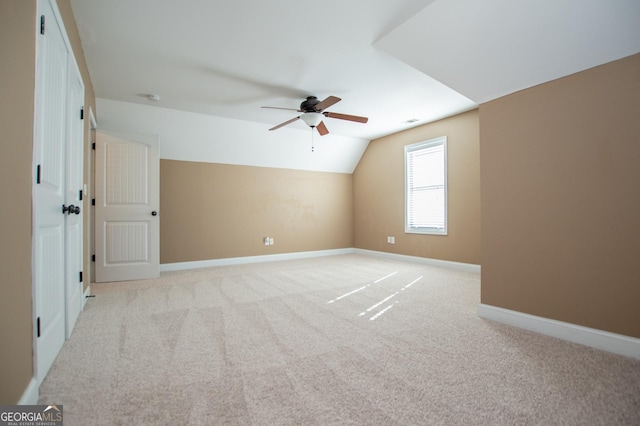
[311,127,315,152]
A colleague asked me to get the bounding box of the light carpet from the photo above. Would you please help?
[39,254,640,425]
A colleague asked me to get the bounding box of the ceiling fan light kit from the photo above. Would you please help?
[300,112,323,127]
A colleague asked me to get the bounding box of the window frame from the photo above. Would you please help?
[404,136,448,235]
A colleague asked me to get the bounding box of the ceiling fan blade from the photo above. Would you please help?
[269,116,300,131]
[314,96,341,111]
[324,111,369,123]
[261,106,300,112]
[316,121,329,136]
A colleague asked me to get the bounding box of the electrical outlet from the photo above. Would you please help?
[269,237,274,245]
[264,237,270,246]
[387,236,395,244]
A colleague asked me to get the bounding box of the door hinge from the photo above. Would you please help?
[92,142,96,150]
[79,189,83,201]
[92,254,95,262]
[79,271,83,283]
[40,15,45,35]
[80,107,84,120]
[37,317,41,337]
[36,165,41,184]
[92,198,95,206]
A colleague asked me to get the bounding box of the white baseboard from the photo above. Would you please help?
[160,248,355,272]
[161,248,481,274]
[478,304,640,360]
[18,377,39,405]
[354,249,481,273]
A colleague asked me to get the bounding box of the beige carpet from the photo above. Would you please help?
[39,254,640,425]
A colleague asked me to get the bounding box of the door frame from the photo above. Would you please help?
[85,107,97,299]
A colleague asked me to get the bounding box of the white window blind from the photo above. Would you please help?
[405,136,447,235]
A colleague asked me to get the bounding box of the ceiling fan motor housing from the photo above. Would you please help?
[300,96,321,112]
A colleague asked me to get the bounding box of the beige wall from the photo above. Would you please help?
[0,0,37,405]
[160,160,354,263]
[0,0,95,403]
[353,110,481,265]
[480,53,640,338]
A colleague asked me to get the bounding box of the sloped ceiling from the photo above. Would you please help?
[375,0,640,104]
[71,0,640,172]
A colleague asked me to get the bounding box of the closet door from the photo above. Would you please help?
[33,0,85,382]
[64,60,85,338]
[34,0,68,381]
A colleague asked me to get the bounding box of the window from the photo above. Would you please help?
[405,136,447,235]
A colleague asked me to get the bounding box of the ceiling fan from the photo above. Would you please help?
[262,96,368,136]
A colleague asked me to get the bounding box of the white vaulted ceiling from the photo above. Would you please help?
[375,0,640,105]
[71,0,640,172]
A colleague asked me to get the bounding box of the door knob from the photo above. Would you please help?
[62,204,81,215]
[151,211,158,216]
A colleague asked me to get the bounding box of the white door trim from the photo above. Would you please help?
[84,107,97,307]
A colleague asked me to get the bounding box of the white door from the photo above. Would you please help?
[95,131,160,282]
[34,0,68,381]
[64,60,85,338]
